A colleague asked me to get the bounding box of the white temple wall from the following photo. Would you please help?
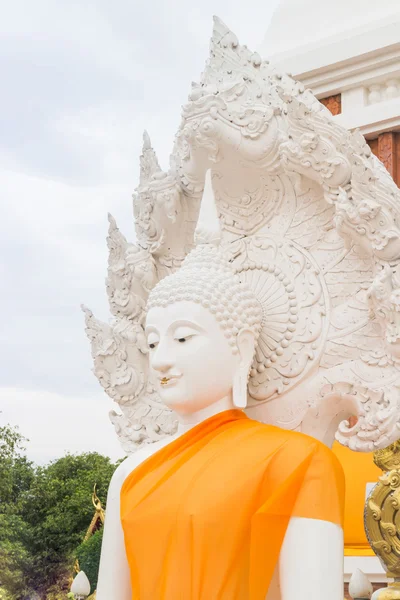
[262,0,400,59]
[261,0,400,139]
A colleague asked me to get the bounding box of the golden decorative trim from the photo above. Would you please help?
[374,442,400,472]
[377,582,400,599]
[70,485,106,592]
[83,484,106,543]
[74,559,80,574]
[365,469,400,577]
[364,442,400,596]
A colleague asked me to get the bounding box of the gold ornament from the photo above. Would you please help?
[377,582,400,599]
[365,468,400,578]
[365,440,400,598]
[374,441,400,472]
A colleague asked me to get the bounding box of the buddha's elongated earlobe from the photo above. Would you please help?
[233,328,256,408]
[233,368,248,408]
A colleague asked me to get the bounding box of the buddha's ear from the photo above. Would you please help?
[232,329,255,409]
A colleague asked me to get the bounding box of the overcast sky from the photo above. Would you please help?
[1,0,280,464]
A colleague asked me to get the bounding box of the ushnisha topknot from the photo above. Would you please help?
[146,170,263,355]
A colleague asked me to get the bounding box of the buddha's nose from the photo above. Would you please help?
[151,343,174,374]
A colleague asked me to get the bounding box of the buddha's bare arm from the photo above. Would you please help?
[279,516,344,600]
[96,439,173,600]
[96,461,132,600]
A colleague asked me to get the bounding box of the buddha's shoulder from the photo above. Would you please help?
[110,437,174,490]
[248,420,337,458]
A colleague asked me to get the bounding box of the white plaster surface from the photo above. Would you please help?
[261,1,400,137]
[348,568,373,598]
[344,557,386,584]
[262,0,400,60]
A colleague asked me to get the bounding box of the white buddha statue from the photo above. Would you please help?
[96,172,344,600]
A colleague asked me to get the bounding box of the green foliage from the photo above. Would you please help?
[0,425,34,599]
[0,513,32,598]
[0,425,33,510]
[0,587,15,600]
[21,453,115,598]
[76,529,103,593]
[0,424,118,600]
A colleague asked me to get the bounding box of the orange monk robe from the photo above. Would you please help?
[333,442,381,556]
[121,409,345,600]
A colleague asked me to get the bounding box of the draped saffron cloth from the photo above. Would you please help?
[120,409,344,600]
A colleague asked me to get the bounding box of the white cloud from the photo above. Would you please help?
[0,168,130,400]
[0,387,125,465]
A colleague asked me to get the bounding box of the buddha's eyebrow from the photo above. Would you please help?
[168,320,205,333]
[144,325,158,335]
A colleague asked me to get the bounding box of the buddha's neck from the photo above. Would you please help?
[176,395,237,435]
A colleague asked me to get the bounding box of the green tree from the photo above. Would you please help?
[0,425,33,508]
[20,453,116,598]
[0,423,118,600]
[0,425,34,599]
[0,513,32,599]
[75,529,103,594]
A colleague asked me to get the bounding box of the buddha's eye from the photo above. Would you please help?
[147,334,159,350]
[174,327,197,344]
[175,334,195,344]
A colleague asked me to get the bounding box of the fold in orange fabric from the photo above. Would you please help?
[120,409,345,600]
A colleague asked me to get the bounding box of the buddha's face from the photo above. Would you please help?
[145,301,239,415]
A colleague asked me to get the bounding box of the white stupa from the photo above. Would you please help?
[261,0,400,136]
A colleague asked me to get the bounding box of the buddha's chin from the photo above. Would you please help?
[158,386,187,411]
[159,389,205,415]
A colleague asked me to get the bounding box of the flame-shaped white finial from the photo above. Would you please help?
[349,568,373,599]
[70,571,91,597]
[194,169,221,246]
[139,130,161,186]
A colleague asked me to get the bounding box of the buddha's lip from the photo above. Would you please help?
[159,375,182,385]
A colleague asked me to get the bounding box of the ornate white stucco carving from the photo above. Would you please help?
[83,17,400,454]
[367,80,400,105]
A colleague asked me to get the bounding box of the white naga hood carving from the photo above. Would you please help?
[82,17,400,454]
